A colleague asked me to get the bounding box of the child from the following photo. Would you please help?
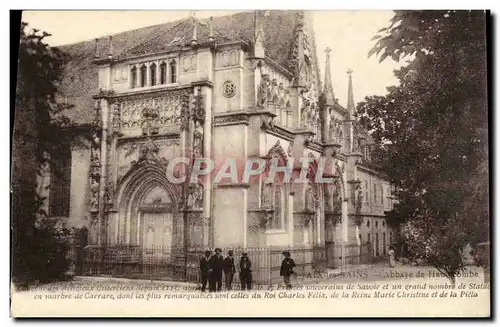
[280,251,296,290]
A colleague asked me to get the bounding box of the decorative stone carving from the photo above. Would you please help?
[111,102,121,132]
[329,116,343,143]
[181,54,197,72]
[222,81,236,98]
[257,74,270,109]
[193,121,204,158]
[215,113,250,127]
[305,185,318,212]
[118,90,189,131]
[138,137,160,162]
[261,182,273,209]
[89,177,100,213]
[218,50,239,68]
[192,91,205,122]
[187,183,204,209]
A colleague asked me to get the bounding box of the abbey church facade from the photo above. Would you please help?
[39,11,397,282]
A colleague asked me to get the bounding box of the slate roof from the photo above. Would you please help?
[57,11,300,125]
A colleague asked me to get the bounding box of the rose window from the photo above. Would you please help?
[222,80,236,98]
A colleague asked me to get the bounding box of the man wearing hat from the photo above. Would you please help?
[199,250,212,292]
[280,251,296,289]
[224,250,236,291]
[208,248,225,292]
[239,252,252,291]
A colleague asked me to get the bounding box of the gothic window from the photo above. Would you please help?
[160,62,167,84]
[130,66,137,89]
[150,63,157,86]
[375,221,379,228]
[169,60,177,83]
[367,220,370,228]
[383,232,387,255]
[49,147,71,217]
[271,186,284,230]
[373,182,377,203]
[359,234,362,245]
[367,233,371,244]
[140,65,147,87]
[381,185,384,205]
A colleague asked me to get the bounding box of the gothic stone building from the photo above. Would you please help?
[39,11,397,281]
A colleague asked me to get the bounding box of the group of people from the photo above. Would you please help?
[199,249,297,292]
[199,248,253,292]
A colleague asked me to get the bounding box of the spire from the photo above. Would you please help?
[253,10,267,59]
[94,38,100,59]
[323,47,335,106]
[191,12,198,46]
[347,69,355,117]
[208,16,214,42]
[107,36,113,59]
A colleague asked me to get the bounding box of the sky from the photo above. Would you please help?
[21,10,403,106]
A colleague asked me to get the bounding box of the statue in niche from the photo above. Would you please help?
[257,74,270,108]
[193,121,203,157]
[90,178,100,211]
[139,138,159,161]
[91,148,100,166]
[305,185,318,212]
[261,182,273,209]
[187,184,203,210]
[301,99,310,126]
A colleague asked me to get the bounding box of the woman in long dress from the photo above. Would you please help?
[388,246,396,268]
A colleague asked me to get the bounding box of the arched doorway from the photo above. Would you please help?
[113,160,181,279]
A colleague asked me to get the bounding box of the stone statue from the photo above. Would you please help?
[257,74,270,108]
[306,186,315,212]
[261,182,273,209]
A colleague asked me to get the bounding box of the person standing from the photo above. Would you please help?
[199,250,212,292]
[388,246,396,268]
[224,250,236,291]
[209,248,225,292]
[280,251,295,290]
[239,252,252,291]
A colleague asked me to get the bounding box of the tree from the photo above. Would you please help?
[357,11,488,283]
[12,22,78,286]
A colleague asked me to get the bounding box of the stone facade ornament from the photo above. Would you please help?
[187,183,204,209]
[257,74,270,108]
[261,182,273,209]
[138,137,159,162]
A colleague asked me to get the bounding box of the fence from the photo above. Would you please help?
[325,242,373,269]
[80,244,327,287]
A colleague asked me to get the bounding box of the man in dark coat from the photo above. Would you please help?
[224,250,236,291]
[209,248,225,292]
[199,250,212,292]
[280,251,296,289]
[239,252,252,291]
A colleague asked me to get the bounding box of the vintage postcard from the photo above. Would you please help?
[11,10,490,317]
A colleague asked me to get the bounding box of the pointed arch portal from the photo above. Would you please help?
[113,161,181,264]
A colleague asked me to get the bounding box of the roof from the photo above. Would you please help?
[57,11,301,125]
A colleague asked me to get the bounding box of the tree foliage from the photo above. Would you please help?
[357,11,488,282]
[13,22,77,286]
